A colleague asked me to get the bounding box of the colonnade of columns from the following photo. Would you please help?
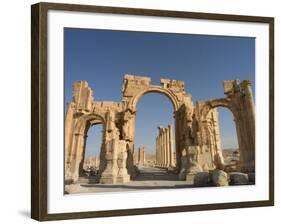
[156,125,175,168]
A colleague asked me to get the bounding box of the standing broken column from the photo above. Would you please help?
[241,80,255,172]
[157,136,160,166]
[163,128,167,168]
[165,127,170,167]
[159,128,163,167]
[168,125,174,167]
[155,136,158,166]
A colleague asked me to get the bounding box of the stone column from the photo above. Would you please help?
[237,115,253,173]
[79,134,88,176]
[156,128,159,167]
[242,80,255,122]
[168,125,174,167]
[68,132,86,183]
[155,136,158,166]
[117,140,130,183]
[165,128,170,167]
[160,129,164,167]
[65,103,75,165]
[164,128,166,167]
[160,128,165,167]
[233,116,244,171]
[100,138,118,184]
[138,147,146,166]
[95,156,99,169]
[161,128,166,167]
[158,136,160,167]
[174,113,181,171]
[241,80,255,173]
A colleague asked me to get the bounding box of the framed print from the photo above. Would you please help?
[31,2,274,221]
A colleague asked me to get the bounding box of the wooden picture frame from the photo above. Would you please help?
[31,2,274,221]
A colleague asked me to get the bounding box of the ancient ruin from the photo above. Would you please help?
[137,147,146,166]
[65,74,255,186]
[156,125,175,168]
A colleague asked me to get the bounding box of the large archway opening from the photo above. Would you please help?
[134,92,178,182]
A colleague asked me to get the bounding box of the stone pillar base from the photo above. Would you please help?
[178,171,187,180]
[117,174,130,183]
[99,174,117,184]
[167,166,175,171]
[186,174,195,185]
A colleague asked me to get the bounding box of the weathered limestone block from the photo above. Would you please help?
[186,146,202,174]
[117,141,130,183]
[65,102,75,164]
[99,139,118,184]
[223,80,240,96]
[178,149,188,180]
[122,74,151,97]
[105,110,116,133]
[100,111,120,184]
[122,111,135,141]
[187,162,203,174]
[211,169,229,186]
[194,172,210,187]
[160,79,184,91]
[229,172,249,185]
[202,163,210,172]
[186,174,195,185]
[72,81,94,112]
[65,163,73,184]
[214,152,225,170]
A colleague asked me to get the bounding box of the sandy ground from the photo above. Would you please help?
[65,166,193,194]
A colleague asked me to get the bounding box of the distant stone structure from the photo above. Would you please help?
[133,148,138,164]
[155,125,175,168]
[65,74,255,185]
[138,147,146,165]
[83,156,100,170]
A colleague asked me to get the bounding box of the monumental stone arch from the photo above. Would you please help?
[198,80,255,173]
[121,74,193,170]
[65,75,255,185]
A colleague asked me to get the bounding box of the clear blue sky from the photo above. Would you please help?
[64,28,255,157]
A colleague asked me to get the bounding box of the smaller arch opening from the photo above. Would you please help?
[204,106,240,173]
[217,107,239,171]
[217,108,238,151]
[82,123,103,179]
